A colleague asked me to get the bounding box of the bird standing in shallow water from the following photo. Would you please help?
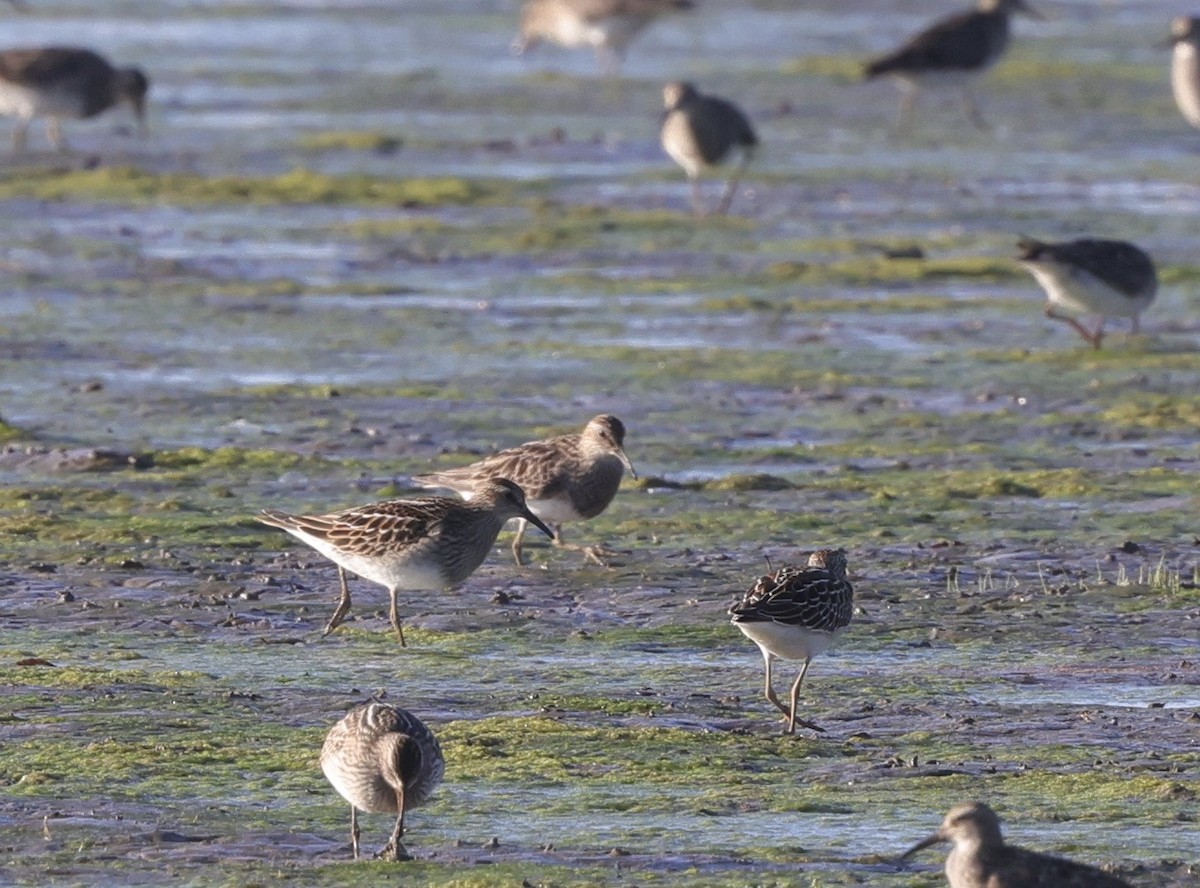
[514,0,694,75]
[414,415,635,567]
[1016,237,1157,349]
[661,82,758,216]
[257,478,553,645]
[321,702,444,862]
[863,0,1040,130]
[729,549,854,734]
[901,802,1133,888]
[1168,16,1200,131]
[0,47,149,152]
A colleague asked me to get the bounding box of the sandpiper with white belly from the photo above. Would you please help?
[0,46,148,152]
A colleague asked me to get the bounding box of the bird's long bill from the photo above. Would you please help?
[616,447,638,481]
[523,509,555,539]
[899,832,944,860]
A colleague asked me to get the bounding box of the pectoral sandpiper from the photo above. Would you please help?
[660,81,758,216]
[901,802,1133,888]
[413,415,635,567]
[321,702,445,862]
[864,0,1040,130]
[514,0,694,75]
[258,478,553,645]
[1016,237,1157,348]
[729,548,854,734]
[0,46,149,152]
[1168,16,1200,131]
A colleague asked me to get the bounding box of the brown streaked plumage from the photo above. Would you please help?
[864,0,1039,129]
[729,549,854,734]
[257,478,553,645]
[320,702,444,862]
[514,0,694,75]
[901,802,1134,888]
[0,46,149,152]
[1016,237,1157,349]
[413,415,635,566]
[661,81,758,216]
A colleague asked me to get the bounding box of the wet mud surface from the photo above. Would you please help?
[1,1,1199,886]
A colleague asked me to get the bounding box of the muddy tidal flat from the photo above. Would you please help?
[1,1,1199,886]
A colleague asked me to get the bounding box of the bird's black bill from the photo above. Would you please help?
[899,833,943,861]
[524,511,555,539]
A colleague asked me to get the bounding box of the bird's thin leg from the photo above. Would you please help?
[388,586,407,648]
[1130,314,1141,335]
[963,88,989,131]
[786,658,826,734]
[897,87,918,131]
[12,118,29,153]
[378,785,411,861]
[597,46,621,78]
[321,567,354,637]
[510,517,529,566]
[1091,318,1107,349]
[762,651,790,716]
[349,805,361,859]
[1045,307,1102,348]
[690,178,708,217]
[47,117,66,152]
[715,154,751,215]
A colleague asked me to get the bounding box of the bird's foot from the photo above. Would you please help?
[551,539,624,568]
[782,715,826,734]
[375,841,413,862]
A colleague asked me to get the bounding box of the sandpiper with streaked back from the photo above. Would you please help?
[514,0,694,75]
[414,415,635,566]
[0,46,149,152]
[1168,16,1200,130]
[321,702,445,862]
[864,0,1040,129]
[1016,237,1157,348]
[728,549,854,734]
[257,478,553,645]
[901,802,1133,888]
[661,81,758,216]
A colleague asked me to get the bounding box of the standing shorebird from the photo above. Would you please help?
[1168,16,1200,130]
[728,549,854,734]
[1016,237,1157,349]
[661,81,758,216]
[413,415,635,567]
[863,0,1040,129]
[513,0,694,75]
[901,802,1133,888]
[321,702,445,862]
[257,478,553,645]
[0,47,149,153]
